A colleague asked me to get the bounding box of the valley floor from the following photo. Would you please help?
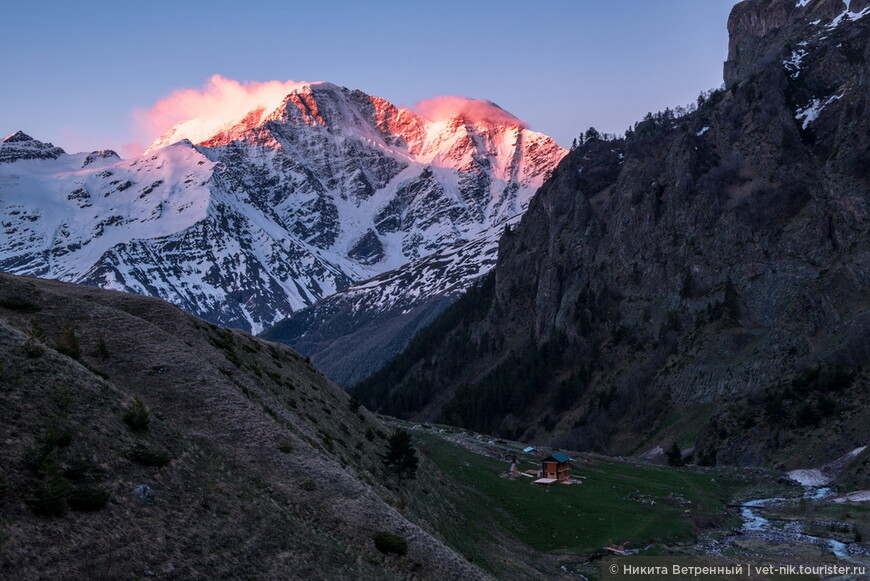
[393,421,870,580]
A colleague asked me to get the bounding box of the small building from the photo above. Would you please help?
[541,452,572,481]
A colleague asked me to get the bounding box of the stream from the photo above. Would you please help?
[739,487,851,557]
[560,486,861,579]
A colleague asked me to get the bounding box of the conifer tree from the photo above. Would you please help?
[666,441,683,467]
[382,428,418,487]
[723,276,740,320]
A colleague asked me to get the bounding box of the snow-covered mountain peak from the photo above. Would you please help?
[148,82,553,162]
[0,131,66,163]
[2,82,565,333]
[145,78,330,153]
[4,130,36,143]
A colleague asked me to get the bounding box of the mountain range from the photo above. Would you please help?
[2,0,867,472]
[0,84,564,334]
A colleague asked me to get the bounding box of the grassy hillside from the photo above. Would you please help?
[0,272,491,580]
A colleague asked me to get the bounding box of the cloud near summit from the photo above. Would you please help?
[130,77,528,154]
[132,75,307,152]
[413,96,526,127]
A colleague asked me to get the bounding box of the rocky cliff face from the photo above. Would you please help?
[725,0,870,86]
[354,0,870,467]
[0,84,564,333]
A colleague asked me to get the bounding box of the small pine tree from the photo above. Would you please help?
[56,322,81,359]
[723,277,740,320]
[27,451,70,516]
[96,334,109,359]
[666,441,683,466]
[382,428,419,487]
[584,126,601,142]
[373,531,408,555]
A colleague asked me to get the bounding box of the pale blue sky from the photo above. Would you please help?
[1,0,739,154]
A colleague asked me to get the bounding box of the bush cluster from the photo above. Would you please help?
[373,531,408,555]
[123,396,150,431]
[125,442,170,467]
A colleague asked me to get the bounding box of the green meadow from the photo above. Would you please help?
[407,426,780,571]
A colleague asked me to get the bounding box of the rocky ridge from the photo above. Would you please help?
[0,131,65,163]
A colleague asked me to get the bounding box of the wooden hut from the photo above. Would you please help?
[541,452,572,481]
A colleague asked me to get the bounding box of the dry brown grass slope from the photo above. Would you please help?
[0,272,492,580]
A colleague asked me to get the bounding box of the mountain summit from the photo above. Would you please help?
[1,131,66,163]
[0,83,564,332]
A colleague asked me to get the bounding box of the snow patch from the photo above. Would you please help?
[783,49,808,78]
[786,469,831,486]
[639,446,665,461]
[827,3,870,27]
[846,445,867,459]
[832,490,870,503]
[795,93,844,129]
[786,446,867,486]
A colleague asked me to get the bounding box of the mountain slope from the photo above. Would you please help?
[353,0,870,467]
[0,85,564,333]
[0,271,509,580]
[262,216,518,386]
